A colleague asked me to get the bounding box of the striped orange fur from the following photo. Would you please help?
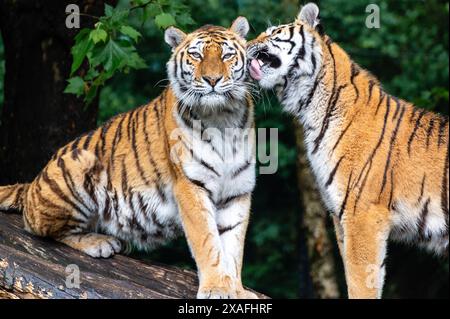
[0,18,258,299]
[248,3,448,298]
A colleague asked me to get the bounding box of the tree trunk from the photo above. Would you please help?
[0,213,268,299]
[294,121,340,299]
[0,0,113,185]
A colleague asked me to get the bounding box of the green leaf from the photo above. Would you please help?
[104,4,114,17]
[70,29,93,75]
[84,68,100,81]
[127,52,147,69]
[90,29,108,44]
[145,3,160,18]
[120,25,141,42]
[176,12,195,28]
[64,77,85,96]
[90,39,133,72]
[154,13,176,29]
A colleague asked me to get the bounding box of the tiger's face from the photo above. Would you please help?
[165,18,250,110]
[247,3,323,90]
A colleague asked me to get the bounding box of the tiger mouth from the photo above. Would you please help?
[254,49,282,69]
[248,47,282,81]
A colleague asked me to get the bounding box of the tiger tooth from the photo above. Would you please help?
[257,59,264,67]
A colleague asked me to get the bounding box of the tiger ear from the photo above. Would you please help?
[230,16,250,39]
[164,27,187,49]
[297,2,320,28]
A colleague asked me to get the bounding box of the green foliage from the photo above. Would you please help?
[65,1,194,103]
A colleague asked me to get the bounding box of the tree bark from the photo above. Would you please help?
[294,121,340,299]
[0,0,114,185]
[0,213,268,299]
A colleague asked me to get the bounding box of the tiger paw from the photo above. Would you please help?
[59,233,122,258]
[197,287,238,299]
[83,236,122,258]
[237,289,259,299]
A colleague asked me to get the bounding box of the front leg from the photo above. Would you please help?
[174,178,237,299]
[341,204,391,299]
[217,194,257,299]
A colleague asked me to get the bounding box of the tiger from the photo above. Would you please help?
[247,3,449,298]
[0,18,258,299]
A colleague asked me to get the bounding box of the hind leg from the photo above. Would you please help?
[24,149,121,258]
[58,233,122,258]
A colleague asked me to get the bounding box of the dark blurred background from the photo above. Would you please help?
[0,0,448,298]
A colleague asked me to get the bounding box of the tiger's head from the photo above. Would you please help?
[247,3,323,91]
[165,18,250,111]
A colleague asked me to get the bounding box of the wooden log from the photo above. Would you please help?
[0,212,266,299]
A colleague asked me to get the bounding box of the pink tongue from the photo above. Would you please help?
[249,59,262,81]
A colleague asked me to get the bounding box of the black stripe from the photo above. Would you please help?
[418,198,431,240]
[325,156,345,187]
[83,170,99,210]
[296,70,324,114]
[375,88,385,115]
[388,168,395,209]
[153,97,162,133]
[131,109,152,185]
[126,109,136,141]
[367,80,376,104]
[103,193,111,221]
[381,257,387,268]
[379,106,405,198]
[178,138,220,177]
[331,114,356,154]
[189,178,213,199]
[82,130,95,150]
[0,187,15,204]
[273,25,296,54]
[219,221,243,235]
[426,117,435,149]
[232,161,251,178]
[437,116,448,148]
[354,98,391,205]
[391,97,401,121]
[142,106,166,203]
[312,40,338,154]
[99,119,114,158]
[109,114,127,171]
[34,190,85,224]
[285,25,305,82]
[121,157,128,195]
[57,157,91,214]
[41,170,88,219]
[409,107,419,123]
[418,174,426,204]
[350,63,360,103]
[216,193,249,210]
[71,136,82,152]
[312,85,347,154]
[407,109,426,155]
[338,171,353,218]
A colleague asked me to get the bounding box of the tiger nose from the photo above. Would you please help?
[203,75,223,87]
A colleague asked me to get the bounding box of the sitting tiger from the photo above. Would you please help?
[0,19,258,299]
[248,3,448,298]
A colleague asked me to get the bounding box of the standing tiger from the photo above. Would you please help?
[0,19,258,299]
[248,3,449,298]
